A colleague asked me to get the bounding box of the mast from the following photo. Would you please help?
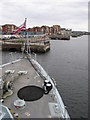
[26,18,31,57]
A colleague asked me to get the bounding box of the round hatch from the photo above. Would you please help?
[17,86,44,102]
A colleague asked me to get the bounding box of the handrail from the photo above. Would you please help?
[28,55,70,119]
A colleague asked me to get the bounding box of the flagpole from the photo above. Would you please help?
[27,30,29,54]
[25,18,28,54]
[26,18,31,58]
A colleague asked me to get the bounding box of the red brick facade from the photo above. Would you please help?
[2,24,61,35]
[2,24,17,35]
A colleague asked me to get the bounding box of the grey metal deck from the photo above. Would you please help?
[2,58,60,118]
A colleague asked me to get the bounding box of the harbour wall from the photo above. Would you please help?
[49,34,70,40]
[1,42,50,53]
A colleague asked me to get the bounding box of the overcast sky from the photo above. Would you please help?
[0,0,89,31]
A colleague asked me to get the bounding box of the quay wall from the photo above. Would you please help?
[49,34,70,40]
[1,42,50,53]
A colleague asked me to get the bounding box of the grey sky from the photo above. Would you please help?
[0,0,89,31]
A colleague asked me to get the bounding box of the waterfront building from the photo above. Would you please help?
[28,28,33,35]
[1,23,61,36]
[28,27,42,35]
[40,26,50,35]
[33,26,40,32]
[45,26,50,35]
[53,25,61,34]
[61,28,72,35]
[49,27,54,35]
[41,26,46,34]
[32,26,41,34]
[2,24,17,35]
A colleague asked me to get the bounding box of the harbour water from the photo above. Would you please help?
[1,35,88,118]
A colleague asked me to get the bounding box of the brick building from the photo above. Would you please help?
[53,25,61,34]
[2,24,17,35]
[27,25,61,35]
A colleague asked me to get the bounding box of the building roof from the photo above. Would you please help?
[2,24,17,27]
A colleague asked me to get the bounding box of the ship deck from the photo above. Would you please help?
[2,57,61,118]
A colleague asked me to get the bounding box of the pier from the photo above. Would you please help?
[1,40,50,53]
[49,34,70,40]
